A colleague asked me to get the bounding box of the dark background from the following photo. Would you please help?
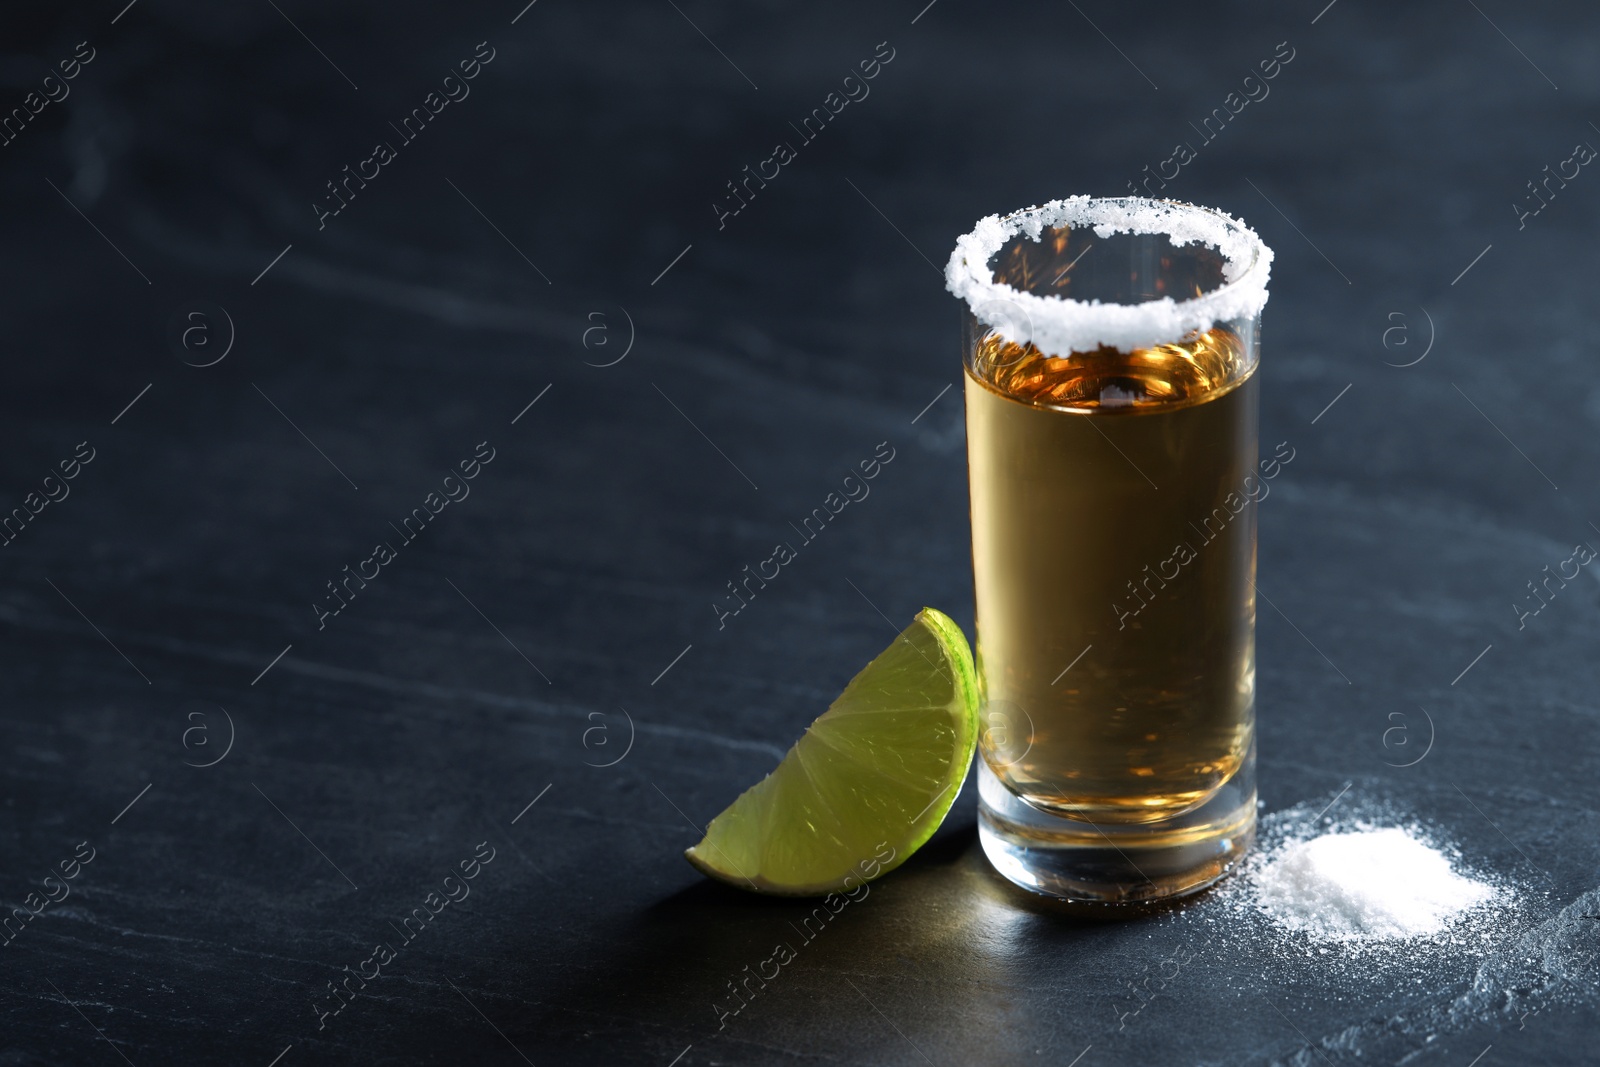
[2,1,1598,1064]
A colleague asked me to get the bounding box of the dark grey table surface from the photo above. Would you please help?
[3,1,1598,1064]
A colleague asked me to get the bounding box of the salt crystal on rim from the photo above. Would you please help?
[945,196,1274,357]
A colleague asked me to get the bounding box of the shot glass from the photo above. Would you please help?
[947,197,1274,903]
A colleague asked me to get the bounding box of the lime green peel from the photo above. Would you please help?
[685,607,980,896]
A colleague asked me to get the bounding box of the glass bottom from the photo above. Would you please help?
[976,753,1256,905]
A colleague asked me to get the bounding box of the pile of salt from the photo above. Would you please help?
[1253,828,1497,941]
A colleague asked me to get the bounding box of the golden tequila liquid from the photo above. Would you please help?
[966,326,1257,825]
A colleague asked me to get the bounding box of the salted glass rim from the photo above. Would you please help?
[945,196,1274,357]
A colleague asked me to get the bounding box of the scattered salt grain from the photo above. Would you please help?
[1253,827,1498,942]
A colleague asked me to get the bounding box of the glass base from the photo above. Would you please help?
[976,758,1256,905]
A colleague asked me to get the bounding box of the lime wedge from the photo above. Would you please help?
[685,607,979,896]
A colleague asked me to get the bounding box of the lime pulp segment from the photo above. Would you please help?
[685,607,979,896]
